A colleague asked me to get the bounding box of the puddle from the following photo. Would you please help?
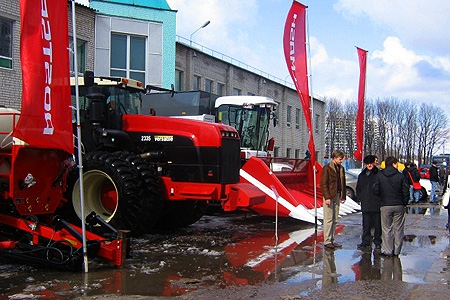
[0,211,448,298]
[406,205,443,215]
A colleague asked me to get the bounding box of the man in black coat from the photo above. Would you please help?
[373,156,410,257]
[356,155,382,250]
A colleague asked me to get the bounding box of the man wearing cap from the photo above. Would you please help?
[429,161,439,204]
[356,155,382,250]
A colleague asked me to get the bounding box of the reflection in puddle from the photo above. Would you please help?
[0,213,448,298]
[406,205,442,215]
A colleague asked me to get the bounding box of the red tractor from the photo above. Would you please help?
[66,76,359,236]
[66,73,266,236]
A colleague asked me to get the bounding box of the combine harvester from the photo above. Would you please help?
[142,92,361,224]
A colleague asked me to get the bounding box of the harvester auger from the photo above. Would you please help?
[143,93,361,223]
[0,109,128,269]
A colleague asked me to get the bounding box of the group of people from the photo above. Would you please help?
[403,161,441,204]
[320,151,411,257]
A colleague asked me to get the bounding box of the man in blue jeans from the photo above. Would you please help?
[429,161,439,203]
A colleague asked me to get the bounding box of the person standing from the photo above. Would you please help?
[320,150,346,250]
[356,155,382,250]
[403,163,420,203]
[373,156,409,257]
[438,165,446,187]
[429,161,439,204]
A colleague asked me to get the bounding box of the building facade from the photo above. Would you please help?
[175,41,326,160]
[0,1,96,110]
[0,0,325,160]
[90,0,176,88]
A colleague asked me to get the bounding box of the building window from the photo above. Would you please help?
[295,108,300,129]
[175,69,183,91]
[205,79,213,93]
[287,105,292,127]
[295,149,300,158]
[286,148,291,158]
[0,17,13,69]
[217,83,224,96]
[233,88,241,95]
[110,33,146,83]
[274,147,279,157]
[193,75,201,90]
[69,38,86,75]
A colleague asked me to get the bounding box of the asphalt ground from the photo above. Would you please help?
[76,201,450,300]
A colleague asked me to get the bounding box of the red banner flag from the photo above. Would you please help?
[353,47,367,161]
[283,1,315,165]
[14,0,73,154]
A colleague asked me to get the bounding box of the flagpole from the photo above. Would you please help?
[362,51,367,166]
[304,5,318,231]
[71,0,88,273]
[355,47,368,167]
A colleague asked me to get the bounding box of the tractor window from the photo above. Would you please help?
[217,104,272,151]
[71,85,142,123]
[106,88,142,116]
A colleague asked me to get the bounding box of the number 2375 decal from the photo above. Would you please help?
[141,135,174,142]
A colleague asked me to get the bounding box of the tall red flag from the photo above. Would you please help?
[353,47,367,161]
[283,1,315,165]
[14,0,73,154]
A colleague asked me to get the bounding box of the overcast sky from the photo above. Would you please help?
[166,1,450,122]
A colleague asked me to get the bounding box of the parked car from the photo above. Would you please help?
[418,164,431,179]
[345,169,360,201]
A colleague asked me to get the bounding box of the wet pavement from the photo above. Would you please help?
[0,202,449,300]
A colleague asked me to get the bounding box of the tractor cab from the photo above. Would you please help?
[214,96,277,158]
[70,75,144,129]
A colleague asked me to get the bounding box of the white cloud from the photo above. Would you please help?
[167,0,257,44]
[167,0,450,118]
[334,0,450,55]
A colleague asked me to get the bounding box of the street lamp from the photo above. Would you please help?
[190,20,211,46]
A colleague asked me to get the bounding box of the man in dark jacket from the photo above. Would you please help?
[429,161,439,203]
[373,156,409,257]
[320,150,346,250]
[356,155,382,250]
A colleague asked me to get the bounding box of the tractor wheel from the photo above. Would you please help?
[70,151,145,236]
[154,200,209,229]
[115,152,163,233]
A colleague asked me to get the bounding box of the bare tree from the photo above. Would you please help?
[364,99,377,156]
[343,101,357,157]
[325,98,342,155]
[375,98,389,161]
[324,97,448,164]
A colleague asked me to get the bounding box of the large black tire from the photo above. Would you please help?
[154,200,209,230]
[68,151,146,236]
[115,152,163,232]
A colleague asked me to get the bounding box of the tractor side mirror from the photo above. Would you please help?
[84,71,95,87]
